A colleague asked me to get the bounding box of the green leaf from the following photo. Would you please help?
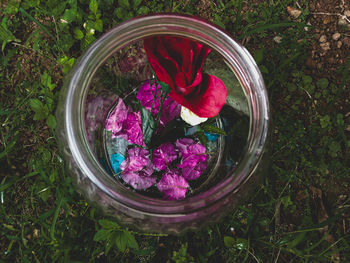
[89,0,98,15]
[137,6,149,15]
[254,49,264,64]
[244,22,298,36]
[224,236,235,247]
[213,14,225,29]
[118,0,130,9]
[201,124,227,135]
[4,0,21,14]
[140,107,155,146]
[94,19,103,32]
[41,72,56,90]
[73,28,84,40]
[59,57,75,74]
[22,0,40,9]
[286,232,306,249]
[38,187,51,202]
[34,111,47,121]
[29,98,44,112]
[98,219,119,229]
[336,113,344,126]
[306,84,315,95]
[316,78,329,89]
[61,8,77,23]
[320,115,331,129]
[115,7,127,19]
[196,130,208,146]
[259,65,268,74]
[93,229,112,241]
[46,114,57,129]
[124,230,139,249]
[105,239,113,255]
[115,231,127,251]
[302,75,313,85]
[0,19,21,51]
[328,141,341,158]
[58,33,75,52]
[81,34,96,49]
[133,0,142,8]
[235,238,248,250]
[46,0,67,17]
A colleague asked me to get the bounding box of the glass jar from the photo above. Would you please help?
[56,14,270,234]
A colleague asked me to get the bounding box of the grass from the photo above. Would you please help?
[1,0,349,262]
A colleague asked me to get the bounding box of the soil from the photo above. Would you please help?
[306,0,350,83]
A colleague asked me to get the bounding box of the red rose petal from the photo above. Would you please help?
[143,36,226,118]
[170,74,227,118]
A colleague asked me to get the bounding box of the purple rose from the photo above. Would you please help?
[157,169,189,200]
[152,143,178,170]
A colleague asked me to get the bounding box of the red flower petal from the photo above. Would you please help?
[170,74,227,118]
[143,36,226,118]
[143,36,210,92]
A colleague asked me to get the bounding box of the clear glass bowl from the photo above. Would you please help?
[56,14,270,234]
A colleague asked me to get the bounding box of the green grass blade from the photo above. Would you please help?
[50,196,65,240]
[18,7,55,40]
[243,22,299,36]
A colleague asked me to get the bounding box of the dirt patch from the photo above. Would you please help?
[306,0,350,83]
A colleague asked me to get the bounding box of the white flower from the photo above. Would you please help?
[180,106,208,126]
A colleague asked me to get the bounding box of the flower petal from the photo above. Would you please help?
[123,111,145,146]
[120,147,152,173]
[170,74,227,118]
[180,106,208,126]
[105,98,128,134]
[175,138,196,157]
[136,81,181,128]
[152,143,178,170]
[157,168,189,200]
[121,170,156,190]
[178,153,208,180]
[143,36,211,94]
